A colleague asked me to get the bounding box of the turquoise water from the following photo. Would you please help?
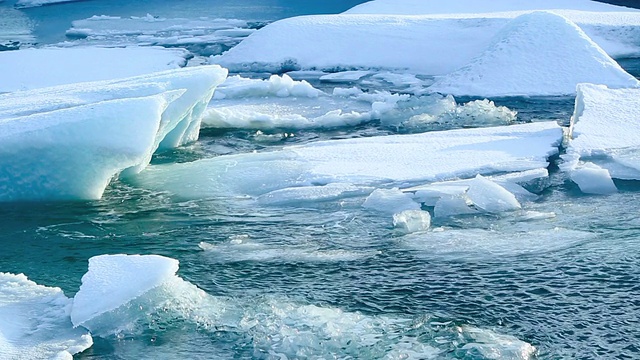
[2,1,640,359]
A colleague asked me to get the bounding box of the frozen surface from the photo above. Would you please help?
[393,210,432,234]
[0,47,188,92]
[0,273,92,360]
[0,65,227,201]
[257,183,372,206]
[132,122,562,199]
[213,74,322,99]
[15,0,83,8]
[429,12,639,96]
[362,188,420,214]
[570,162,618,194]
[566,84,640,181]
[65,15,252,55]
[213,7,640,75]
[71,254,179,329]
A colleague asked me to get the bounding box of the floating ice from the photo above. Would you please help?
[0,47,189,92]
[466,175,521,213]
[429,12,639,97]
[363,188,421,214]
[257,183,373,206]
[65,15,251,55]
[393,210,432,234]
[132,122,563,199]
[15,0,83,8]
[320,71,372,83]
[71,254,179,329]
[566,84,640,182]
[0,65,227,201]
[570,162,618,195]
[0,273,92,360]
[213,74,322,99]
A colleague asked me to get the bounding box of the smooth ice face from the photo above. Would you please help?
[0,273,92,360]
[132,122,563,200]
[0,65,227,201]
[0,47,189,92]
[393,210,432,234]
[466,175,521,213]
[429,12,639,97]
[566,84,640,182]
[570,162,618,195]
[71,254,179,329]
[362,188,421,214]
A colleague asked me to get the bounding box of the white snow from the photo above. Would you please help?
[0,65,227,201]
[566,84,640,181]
[132,121,563,199]
[0,47,189,92]
[429,12,639,96]
[15,0,83,8]
[0,273,92,360]
[71,254,179,329]
[213,6,640,75]
[362,188,421,214]
[344,0,639,15]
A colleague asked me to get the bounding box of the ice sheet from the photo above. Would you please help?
[429,12,639,96]
[566,84,640,181]
[0,273,92,360]
[0,47,188,92]
[131,122,563,199]
[15,0,83,8]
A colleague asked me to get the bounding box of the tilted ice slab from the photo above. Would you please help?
[0,47,189,92]
[71,254,179,329]
[213,6,640,75]
[429,12,639,97]
[0,273,92,360]
[132,121,562,199]
[564,84,640,192]
[65,15,253,56]
[0,65,227,201]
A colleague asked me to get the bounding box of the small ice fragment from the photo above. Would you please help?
[393,210,431,234]
[570,162,618,194]
[466,175,521,213]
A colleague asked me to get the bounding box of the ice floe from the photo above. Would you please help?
[71,254,179,329]
[65,15,253,56]
[362,188,420,214]
[429,12,640,96]
[132,121,562,200]
[0,65,227,201]
[14,0,82,8]
[0,273,92,360]
[564,84,640,192]
[393,210,432,234]
[0,47,189,92]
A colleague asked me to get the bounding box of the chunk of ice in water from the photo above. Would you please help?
[393,210,432,234]
[466,175,521,213]
[570,162,618,195]
[363,188,421,214]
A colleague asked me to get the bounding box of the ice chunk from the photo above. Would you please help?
[570,162,618,195]
[0,273,92,359]
[71,254,179,329]
[0,65,227,201]
[393,210,432,234]
[429,12,639,97]
[132,122,563,199]
[466,175,521,213]
[0,47,189,92]
[213,74,322,99]
[566,84,640,181]
[257,183,373,206]
[15,0,83,8]
[320,71,372,83]
[434,195,478,218]
[363,188,420,214]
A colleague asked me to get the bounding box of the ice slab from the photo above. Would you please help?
[15,0,83,8]
[257,183,372,206]
[362,188,421,214]
[213,74,322,99]
[566,84,640,181]
[0,273,92,360]
[0,65,227,201]
[0,47,189,92]
[393,210,432,234]
[132,122,563,199]
[65,15,251,55]
[71,254,179,329]
[429,12,639,97]
[570,162,618,194]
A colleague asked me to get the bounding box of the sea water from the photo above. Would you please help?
[1,1,640,359]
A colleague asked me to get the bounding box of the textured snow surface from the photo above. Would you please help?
[71,254,179,328]
[0,273,92,360]
[430,12,639,96]
[0,65,227,201]
[132,122,563,199]
[565,84,640,182]
[0,47,188,92]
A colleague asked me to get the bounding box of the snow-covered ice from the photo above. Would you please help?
[71,254,179,329]
[429,12,639,96]
[0,65,227,201]
[132,122,563,200]
[0,47,189,92]
[0,273,92,360]
[564,84,640,191]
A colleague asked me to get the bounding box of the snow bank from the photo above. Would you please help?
[565,84,640,190]
[131,122,563,199]
[0,65,227,201]
[0,47,189,92]
[429,12,639,96]
[65,15,252,55]
[71,254,179,329]
[0,273,92,360]
[344,0,639,15]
